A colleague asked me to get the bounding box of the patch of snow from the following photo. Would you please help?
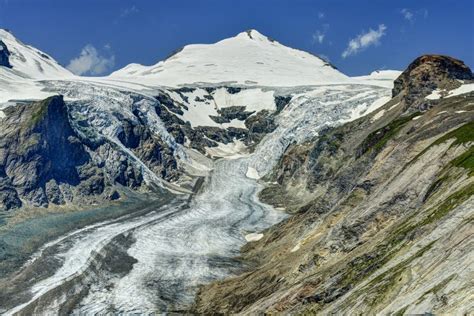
[245,233,264,242]
[351,70,401,89]
[291,243,301,252]
[448,83,474,97]
[370,109,386,122]
[346,95,391,122]
[205,140,248,159]
[246,167,260,179]
[212,88,276,112]
[412,115,422,120]
[388,102,400,111]
[426,83,474,100]
[426,89,443,100]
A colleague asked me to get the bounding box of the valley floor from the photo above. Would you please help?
[0,154,284,314]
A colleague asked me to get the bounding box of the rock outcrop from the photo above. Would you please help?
[0,40,12,68]
[392,55,473,109]
[0,96,98,209]
[0,96,163,210]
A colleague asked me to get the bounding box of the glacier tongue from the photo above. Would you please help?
[2,80,392,314]
[69,84,391,313]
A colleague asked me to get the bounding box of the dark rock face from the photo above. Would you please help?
[155,93,185,115]
[0,40,12,68]
[0,96,97,209]
[244,110,277,143]
[392,55,473,103]
[117,118,178,181]
[274,96,292,113]
[210,106,254,124]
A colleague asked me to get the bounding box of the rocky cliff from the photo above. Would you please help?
[0,95,177,210]
[0,40,12,68]
[194,55,474,314]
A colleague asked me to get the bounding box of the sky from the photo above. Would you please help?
[0,0,472,76]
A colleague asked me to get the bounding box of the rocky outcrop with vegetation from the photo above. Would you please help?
[194,55,474,315]
[0,96,176,210]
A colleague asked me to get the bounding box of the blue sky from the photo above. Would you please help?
[0,0,472,76]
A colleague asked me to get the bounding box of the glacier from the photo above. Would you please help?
[0,27,400,313]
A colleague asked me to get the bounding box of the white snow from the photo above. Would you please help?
[346,95,391,122]
[0,29,73,80]
[352,70,401,89]
[388,102,400,111]
[290,243,301,253]
[448,83,474,97]
[245,233,264,242]
[109,29,348,87]
[426,83,474,100]
[426,89,443,100]
[370,109,386,122]
[246,167,260,179]
[212,88,276,112]
[205,140,248,159]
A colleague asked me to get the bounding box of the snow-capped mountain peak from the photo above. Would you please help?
[109,29,348,87]
[0,28,72,79]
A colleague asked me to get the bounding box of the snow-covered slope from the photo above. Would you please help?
[109,29,348,87]
[0,29,74,103]
[352,70,402,88]
[0,29,72,79]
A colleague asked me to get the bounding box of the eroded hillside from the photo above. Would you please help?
[194,55,474,315]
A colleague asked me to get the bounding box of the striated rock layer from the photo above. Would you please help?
[194,56,474,315]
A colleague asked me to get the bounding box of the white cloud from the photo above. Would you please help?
[67,44,115,76]
[342,24,386,58]
[312,30,325,44]
[399,8,428,23]
[120,5,139,18]
[318,12,325,19]
[312,23,329,45]
[400,8,414,21]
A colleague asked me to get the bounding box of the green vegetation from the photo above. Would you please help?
[432,120,474,147]
[418,274,455,302]
[410,121,474,166]
[393,305,409,316]
[364,241,436,309]
[303,179,471,312]
[30,98,50,126]
[358,112,420,157]
[450,145,474,175]
[420,184,474,226]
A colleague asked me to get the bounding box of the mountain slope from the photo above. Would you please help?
[194,55,474,314]
[0,29,72,79]
[109,29,348,87]
[0,29,74,104]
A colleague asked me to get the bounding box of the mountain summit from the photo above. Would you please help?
[109,29,348,87]
[0,29,72,79]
